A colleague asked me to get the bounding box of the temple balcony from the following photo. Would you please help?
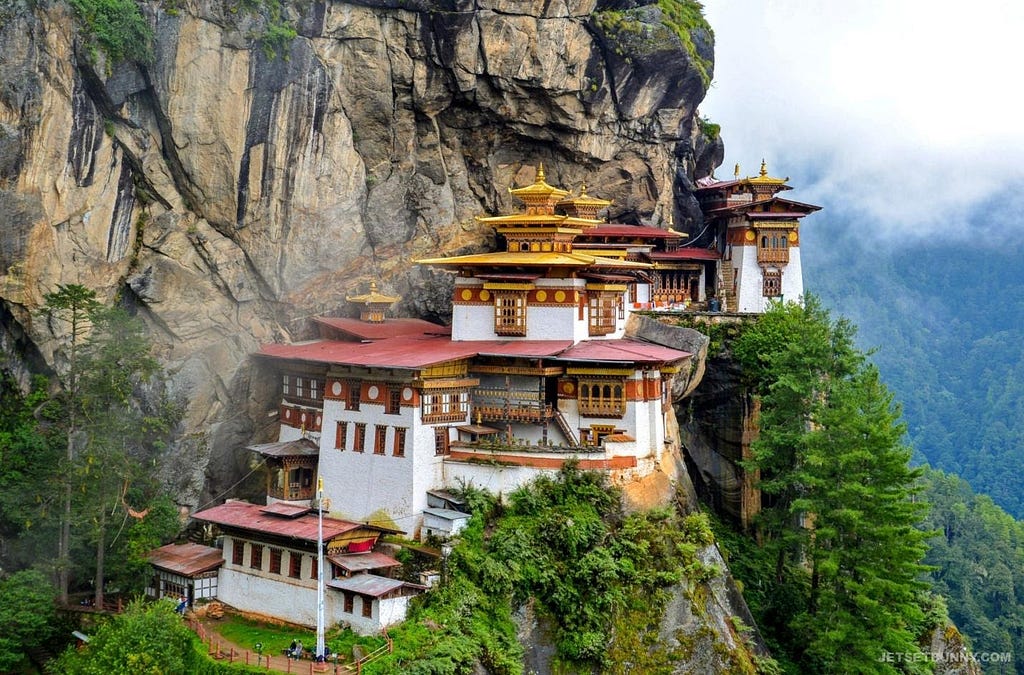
[268,482,315,502]
[472,388,553,424]
[756,248,789,265]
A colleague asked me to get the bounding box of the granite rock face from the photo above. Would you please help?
[0,0,719,504]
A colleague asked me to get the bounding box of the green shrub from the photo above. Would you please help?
[68,0,153,64]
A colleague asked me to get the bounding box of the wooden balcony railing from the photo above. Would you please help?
[756,248,789,265]
[268,483,314,501]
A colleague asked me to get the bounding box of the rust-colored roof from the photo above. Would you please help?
[148,542,223,577]
[192,501,392,543]
[258,337,575,368]
[258,335,479,369]
[327,551,401,573]
[260,502,312,518]
[556,339,690,364]
[705,196,821,217]
[577,224,685,239]
[247,438,320,458]
[647,249,721,261]
[314,317,450,341]
[328,574,411,597]
[469,340,574,358]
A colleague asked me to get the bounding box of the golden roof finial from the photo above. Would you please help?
[760,159,768,177]
[536,163,546,183]
[734,163,740,179]
[667,212,674,228]
[580,180,588,196]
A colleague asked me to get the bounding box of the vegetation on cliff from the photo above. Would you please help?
[919,467,1024,673]
[370,466,733,674]
[593,0,714,87]
[0,286,181,611]
[716,298,933,673]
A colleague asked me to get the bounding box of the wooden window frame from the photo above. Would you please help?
[422,389,469,424]
[346,381,361,411]
[250,544,263,570]
[269,548,282,575]
[373,425,387,455]
[353,423,366,453]
[393,428,407,457]
[494,291,527,336]
[288,552,302,579]
[344,592,354,614]
[588,293,618,336]
[361,596,373,618]
[434,427,450,456]
[386,387,402,415]
[231,540,244,566]
[335,421,348,451]
[577,378,627,417]
[763,269,782,297]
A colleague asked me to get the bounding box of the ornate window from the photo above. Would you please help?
[282,374,325,405]
[588,293,618,336]
[269,548,282,575]
[494,292,527,336]
[346,381,361,411]
[422,389,469,424]
[361,597,373,618]
[577,378,627,417]
[353,423,366,453]
[335,421,347,451]
[394,428,407,457]
[386,387,402,414]
[343,592,354,613]
[374,425,387,455]
[250,544,263,570]
[434,427,450,456]
[288,552,302,579]
[763,269,782,297]
[231,540,244,566]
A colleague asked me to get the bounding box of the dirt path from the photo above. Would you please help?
[189,617,350,674]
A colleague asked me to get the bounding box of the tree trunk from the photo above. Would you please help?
[94,506,106,610]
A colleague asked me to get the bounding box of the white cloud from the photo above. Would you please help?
[700,0,1024,238]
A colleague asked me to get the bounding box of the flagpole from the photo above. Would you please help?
[316,476,326,661]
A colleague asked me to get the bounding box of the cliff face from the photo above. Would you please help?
[0,0,721,502]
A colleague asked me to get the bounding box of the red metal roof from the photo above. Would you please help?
[258,335,481,369]
[556,339,690,364]
[705,196,821,217]
[315,317,450,341]
[327,551,401,573]
[192,501,391,542]
[647,249,720,261]
[148,543,223,577]
[328,574,414,597]
[469,340,574,358]
[260,502,312,518]
[577,224,684,239]
[259,337,580,368]
[247,438,320,458]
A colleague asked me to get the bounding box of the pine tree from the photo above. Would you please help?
[791,365,930,673]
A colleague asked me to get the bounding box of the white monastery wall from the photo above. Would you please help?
[782,247,803,302]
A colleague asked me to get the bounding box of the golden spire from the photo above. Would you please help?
[734,163,740,179]
[759,159,768,177]
[536,163,546,183]
[580,180,588,196]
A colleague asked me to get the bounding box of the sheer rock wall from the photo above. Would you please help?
[0,0,720,503]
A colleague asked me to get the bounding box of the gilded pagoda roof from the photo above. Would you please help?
[744,159,788,186]
[476,213,603,228]
[508,164,570,201]
[556,183,612,210]
[415,251,651,269]
[345,281,399,305]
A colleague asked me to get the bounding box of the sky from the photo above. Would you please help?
[699,0,1024,240]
